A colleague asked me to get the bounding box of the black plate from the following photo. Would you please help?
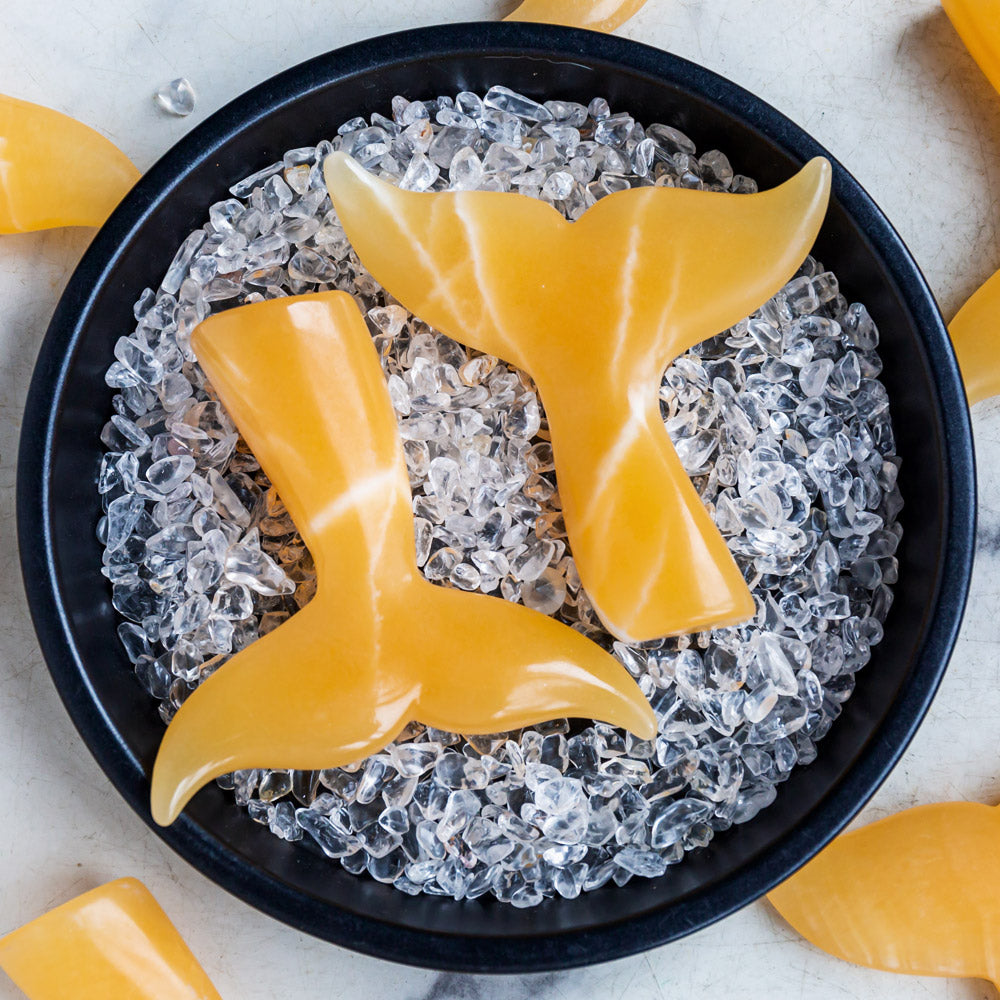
[16,21,975,973]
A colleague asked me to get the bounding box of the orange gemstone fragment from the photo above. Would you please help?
[0,94,139,234]
[324,152,831,643]
[0,878,221,1000]
[949,267,1000,404]
[942,0,1000,98]
[768,802,1000,990]
[504,0,647,32]
[150,291,655,826]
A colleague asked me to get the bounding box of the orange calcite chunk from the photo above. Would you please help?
[942,0,1000,98]
[0,94,139,234]
[949,268,1000,404]
[324,152,832,642]
[0,878,221,1000]
[151,291,655,826]
[768,802,1000,989]
[504,0,647,32]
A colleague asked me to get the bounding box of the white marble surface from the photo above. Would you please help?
[2,1,1000,997]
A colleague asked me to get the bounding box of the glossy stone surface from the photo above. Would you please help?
[949,268,1000,404]
[769,802,1000,989]
[0,94,139,233]
[0,878,221,1000]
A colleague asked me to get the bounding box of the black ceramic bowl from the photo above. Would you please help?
[17,22,975,973]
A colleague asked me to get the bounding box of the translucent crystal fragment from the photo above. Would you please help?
[450,147,485,190]
[105,494,146,552]
[150,291,654,825]
[483,86,552,123]
[154,78,196,117]
[324,151,831,641]
[522,567,566,615]
[614,846,668,878]
[224,530,293,596]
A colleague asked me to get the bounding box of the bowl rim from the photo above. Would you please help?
[16,20,976,972]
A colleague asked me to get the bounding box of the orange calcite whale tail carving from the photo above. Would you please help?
[768,802,1000,989]
[504,0,647,32]
[150,291,655,826]
[324,152,832,642]
[949,267,1000,404]
[0,94,140,233]
[0,878,222,1000]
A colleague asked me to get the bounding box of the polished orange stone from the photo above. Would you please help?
[504,0,647,32]
[939,2,1000,404]
[0,878,221,1000]
[768,802,1000,990]
[150,291,655,826]
[942,0,1000,98]
[949,267,1000,404]
[0,94,139,234]
[324,152,831,643]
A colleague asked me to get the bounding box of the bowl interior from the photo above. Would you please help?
[18,23,974,971]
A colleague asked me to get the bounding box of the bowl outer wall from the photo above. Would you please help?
[15,22,975,972]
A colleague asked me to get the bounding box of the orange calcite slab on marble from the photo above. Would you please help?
[0,94,139,233]
[768,802,1000,989]
[504,0,647,31]
[942,0,1000,97]
[151,291,655,825]
[324,152,831,642]
[949,267,1000,404]
[0,878,221,1000]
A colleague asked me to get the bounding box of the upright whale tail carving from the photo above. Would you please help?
[150,291,655,827]
[324,153,832,641]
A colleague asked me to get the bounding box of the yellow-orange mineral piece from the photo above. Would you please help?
[942,0,1000,97]
[504,0,647,32]
[0,878,221,1000]
[949,267,1000,404]
[768,802,1000,990]
[0,94,139,234]
[324,152,832,643]
[150,291,655,826]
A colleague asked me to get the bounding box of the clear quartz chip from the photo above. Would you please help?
[400,152,440,192]
[448,147,483,191]
[594,113,634,147]
[484,85,552,123]
[223,529,293,596]
[521,566,566,615]
[154,77,196,117]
